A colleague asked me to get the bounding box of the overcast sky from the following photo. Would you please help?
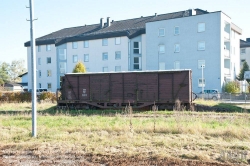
[1,0,249,67]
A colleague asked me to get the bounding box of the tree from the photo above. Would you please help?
[224,81,240,93]
[72,61,86,73]
[237,61,250,83]
[0,62,10,85]
[8,60,27,82]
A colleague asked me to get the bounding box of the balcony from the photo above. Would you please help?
[224,68,231,76]
[224,49,230,59]
[224,31,230,40]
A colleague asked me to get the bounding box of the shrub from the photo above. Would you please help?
[224,81,240,93]
[39,92,57,103]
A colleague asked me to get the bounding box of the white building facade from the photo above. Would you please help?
[146,10,241,93]
[25,9,241,93]
[240,38,250,68]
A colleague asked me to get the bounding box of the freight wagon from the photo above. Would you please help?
[57,70,193,110]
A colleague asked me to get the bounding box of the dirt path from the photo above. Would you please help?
[0,151,236,166]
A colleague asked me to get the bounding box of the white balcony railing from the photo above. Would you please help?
[224,49,230,59]
[224,31,230,40]
[224,68,231,76]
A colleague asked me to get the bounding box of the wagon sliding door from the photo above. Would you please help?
[90,74,109,102]
[137,73,158,102]
[123,73,137,103]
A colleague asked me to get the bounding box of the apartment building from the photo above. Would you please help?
[25,8,241,93]
[240,38,250,68]
[146,9,242,93]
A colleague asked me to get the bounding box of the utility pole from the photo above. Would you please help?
[27,0,38,137]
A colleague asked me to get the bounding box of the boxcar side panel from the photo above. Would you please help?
[110,73,123,103]
[123,73,137,102]
[158,73,173,103]
[90,74,110,102]
[78,75,90,101]
[137,73,158,102]
[173,71,189,103]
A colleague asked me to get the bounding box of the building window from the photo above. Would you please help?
[198,23,205,32]
[241,49,246,54]
[84,54,89,62]
[198,60,205,69]
[102,38,108,46]
[241,59,246,63]
[37,46,41,52]
[47,70,52,77]
[46,44,51,51]
[38,70,41,77]
[174,26,179,35]
[159,28,165,36]
[115,51,121,60]
[103,67,108,72]
[159,45,165,54]
[198,78,205,87]
[59,62,66,74]
[198,41,205,51]
[38,83,41,88]
[38,58,41,65]
[133,42,141,54]
[159,62,165,70]
[47,83,52,90]
[174,44,180,53]
[133,57,141,70]
[72,42,78,49]
[84,41,89,48]
[102,52,108,60]
[73,55,78,63]
[174,61,180,69]
[47,57,51,64]
[115,66,121,72]
[115,37,121,45]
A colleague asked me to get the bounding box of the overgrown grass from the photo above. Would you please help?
[0,111,250,164]
[0,102,56,112]
[194,99,250,113]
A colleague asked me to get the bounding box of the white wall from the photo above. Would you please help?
[241,47,250,68]
[146,12,222,93]
[66,36,129,73]
[27,44,57,92]
[21,74,28,83]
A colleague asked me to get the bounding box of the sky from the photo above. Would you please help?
[1,0,250,67]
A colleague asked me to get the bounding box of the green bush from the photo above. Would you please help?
[224,81,240,93]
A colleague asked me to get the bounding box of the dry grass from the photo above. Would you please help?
[194,99,220,106]
[0,110,250,165]
[0,102,56,111]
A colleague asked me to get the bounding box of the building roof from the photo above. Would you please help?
[24,9,209,47]
[4,83,23,87]
[240,39,250,48]
[18,72,28,77]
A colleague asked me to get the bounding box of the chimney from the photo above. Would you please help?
[100,18,104,28]
[155,13,157,17]
[190,9,196,16]
[247,38,250,42]
[107,17,110,27]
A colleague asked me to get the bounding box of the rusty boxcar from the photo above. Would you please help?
[57,70,193,109]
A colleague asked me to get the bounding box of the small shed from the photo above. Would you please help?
[4,83,23,92]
